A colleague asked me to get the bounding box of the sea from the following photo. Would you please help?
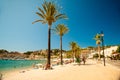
[0,59,46,72]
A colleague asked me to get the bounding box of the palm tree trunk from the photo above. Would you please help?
[74,51,76,63]
[98,45,101,60]
[73,51,75,62]
[46,25,51,69]
[60,36,63,65]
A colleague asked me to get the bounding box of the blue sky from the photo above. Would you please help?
[0,0,120,52]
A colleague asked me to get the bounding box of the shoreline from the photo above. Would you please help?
[1,59,120,80]
[0,66,33,74]
[0,59,46,73]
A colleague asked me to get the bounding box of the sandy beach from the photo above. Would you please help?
[1,59,120,80]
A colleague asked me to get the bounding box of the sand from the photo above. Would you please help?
[1,59,120,80]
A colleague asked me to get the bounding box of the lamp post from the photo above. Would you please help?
[101,31,106,66]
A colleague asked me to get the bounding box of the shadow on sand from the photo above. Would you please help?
[80,63,95,66]
[73,63,95,66]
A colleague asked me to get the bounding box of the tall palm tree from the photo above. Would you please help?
[54,24,69,65]
[94,33,101,60]
[69,42,77,62]
[75,45,81,58]
[32,1,67,69]
[75,45,81,65]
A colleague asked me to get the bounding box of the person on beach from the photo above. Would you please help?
[82,56,86,65]
[45,64,53,70]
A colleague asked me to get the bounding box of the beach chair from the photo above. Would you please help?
[33,63,44,69]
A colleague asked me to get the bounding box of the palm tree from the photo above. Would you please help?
[32,1,67,69]
[116,45,120,53]
[75,45,81,65]
[69,42,77,62]
[54,24,69,65]
[75,45,81,58]
[94,33,101,60]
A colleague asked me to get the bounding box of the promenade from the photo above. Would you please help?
[2,59,120,80]
[106,60,120,69]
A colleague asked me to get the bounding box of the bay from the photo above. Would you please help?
[0,60,46,72]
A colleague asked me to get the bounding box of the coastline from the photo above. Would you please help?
[0,66,33,74]
[1,59,120,80]
[0,59,46,72]
[1,67,33,80]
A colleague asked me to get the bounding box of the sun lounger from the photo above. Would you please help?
[33,63,44,69]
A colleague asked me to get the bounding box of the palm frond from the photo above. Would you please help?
[51,5,56,16]
[69,41,77,50]
[54,24,69,36]
[54,26,60,34]
[93,33,102,45]
[32,20,44,24]
[42,4,47,13]
[33,0,68,26]
[42,0,49,12]
[46,2,52,16]
[36,12,45,19]
[94,33,101,40]
[37,7,45,17]
[96,40,101,45]
[55,14,68,21]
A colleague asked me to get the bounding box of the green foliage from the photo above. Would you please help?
[93,53,99,59]
[87,46,94,50]
[32,0,67,25]
[69,42,77,51]
[94,33,101,45]
[94,34,101,40]
[105,45,112,48]
[0,49,9,54]
[32,0,68,68]
[75,57,81,63]
[54,24,69,36]
[116,45,120,53]
[66,51,73,58]
[100,54,104,58]
[51,49,60,56]
[24,51,33,55]
[93,53,104,59]
[69,41,81,56]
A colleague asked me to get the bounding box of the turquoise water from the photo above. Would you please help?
[0,60,46,72]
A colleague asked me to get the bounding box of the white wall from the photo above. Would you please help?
[100,46,118,57]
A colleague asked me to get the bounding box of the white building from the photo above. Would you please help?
[101,46,118,57]
[88,46,118,58]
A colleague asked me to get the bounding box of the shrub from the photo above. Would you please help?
[93,53,99,59]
